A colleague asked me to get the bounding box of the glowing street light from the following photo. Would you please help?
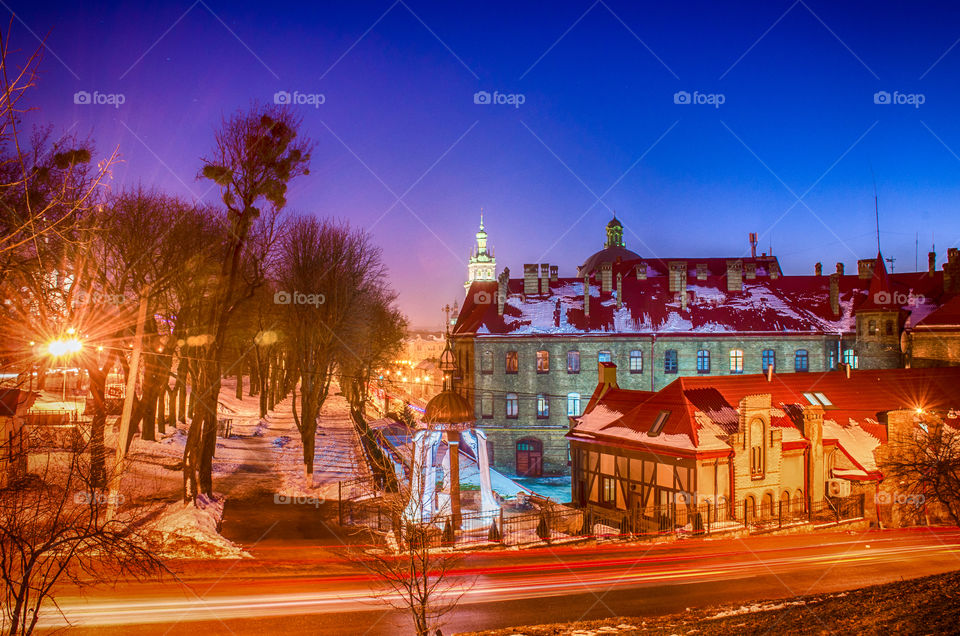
[47,338,83,357]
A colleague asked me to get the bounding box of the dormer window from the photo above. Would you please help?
[649,410,670,436]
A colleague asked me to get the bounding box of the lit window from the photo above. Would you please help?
[664,350,678,374]
[567,350,580,374]
[536,394,549,419]
[567,392,581,416]
[762,349,775,372]
[505,393,518,418]
[481,392,493,418]
[843,348,858,369]
[750,418,764,477]
[868,319,877,336]
[629,350,643,374]
[536,350,549,373]
[795,349,808,372]
[481,350,493,374]
[828,349,836,370]
[697,350,710,374]
[729,349,744,374]
[601,476,616,504]
[649,410,670,436]
[505,351,518,374]
[598,350,612,363]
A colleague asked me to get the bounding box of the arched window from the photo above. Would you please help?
[567,350,580,374]
[793,489,805,512]
[505,351,518,374]
[750,418,765,477]
[729,349,744,374]
[762,491,774,517]
[744,495,756,520]
[761,349,775,372]
[780,490,791,513]
[505,393,519,418]
[536,350,549,373]
[795,349,808,372]
[566,392,581,417]
[481,350,493,374]
[664,349,678,374]
[481,392,493,418]
[536,394,549,419]
[629,350,643,373]
[697,350,710,374]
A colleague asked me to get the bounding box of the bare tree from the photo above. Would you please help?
[0,430,165,635]
[183,104,311,500]
[883,412,960,527]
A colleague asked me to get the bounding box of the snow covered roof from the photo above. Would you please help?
[455,257,946,337]
[568,367,960,473]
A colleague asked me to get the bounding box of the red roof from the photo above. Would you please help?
[914,293,960,329]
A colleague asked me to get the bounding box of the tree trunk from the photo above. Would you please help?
[235,358,243,400]
[248,353,258,397]
[176,356,188,423]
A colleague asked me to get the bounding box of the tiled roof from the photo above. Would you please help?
[568,367,960,472]
[913,293,960,329]
[455,258,945,337]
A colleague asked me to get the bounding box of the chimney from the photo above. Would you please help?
[749,232,758,258]
[766,364,773,382]
[769,261,780,280]
[497,268,509,316]
[583,276,590,317]
[829,272,840,316]
[815,262,822,276]
[523,264,538,297]
[549,265,558,282]
[857,259,875,280]
[929,251,936,275]
[636,262,647,280]
[744,262,756,280]
[696,263,708,281]
[668,261,686,292]
[726,259,743,292]
[598,361,618,389]
[540,263,550,296]
[946,248,960,294]
[616,272,623,310]
[600,262,613,293]
[844,362,851,379]
[680,290,688,312]
[836,262,844,276]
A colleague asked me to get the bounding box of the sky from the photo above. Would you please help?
[16,0,960,327]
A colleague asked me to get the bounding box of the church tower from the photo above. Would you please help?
[605,213,624,248]
[465,214,496,294]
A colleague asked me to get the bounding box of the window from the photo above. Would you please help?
[536,394,549,419]
[795,349,808,372]
[505,393,518,418]
[761,349,775,372]
[729,349,744,374]
[601,476,616,504]
[802,392,832,407]
[536,350,549,373]
[664,349,678,374]
[649,410,671,436]
[481,392,493,418]
[481,350,493,374]
[885,320,894,335]
[750,418,765,477]
[567,392,581,417]
[629,350,643,374]
[868,319,877,336]
[567,350,580,374]
[843,348,858,369]
[828,349,836,370]
[505,351,518,374]
[697,350,710,374]
[813,392,832,406]
[598,350,612,363]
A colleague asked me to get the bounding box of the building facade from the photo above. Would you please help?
[453,215,959,477]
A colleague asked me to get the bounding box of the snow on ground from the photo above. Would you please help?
[142,494,249,558]
[706,599,808,619]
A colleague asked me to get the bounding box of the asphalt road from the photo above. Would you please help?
[38,527,960,635]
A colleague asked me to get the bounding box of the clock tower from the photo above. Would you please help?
[465,214,496,294]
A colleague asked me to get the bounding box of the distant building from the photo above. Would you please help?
[453,214,960,477]
[567,363,960,529]
[465,215,496,295]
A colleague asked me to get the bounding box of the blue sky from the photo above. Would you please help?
[18,0,960,326]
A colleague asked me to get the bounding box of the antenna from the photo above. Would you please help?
[871,167,881,253]
[886,256,896,273]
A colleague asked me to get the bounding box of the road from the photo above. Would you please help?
[37,527,960,634]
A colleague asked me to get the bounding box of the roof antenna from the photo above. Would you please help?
[871,166,881,254]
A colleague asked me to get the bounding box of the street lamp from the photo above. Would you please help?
[46,334,83,402]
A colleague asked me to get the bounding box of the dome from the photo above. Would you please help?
[423,390,474,424]
[606,216,622,229]
[578,246,641,278]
